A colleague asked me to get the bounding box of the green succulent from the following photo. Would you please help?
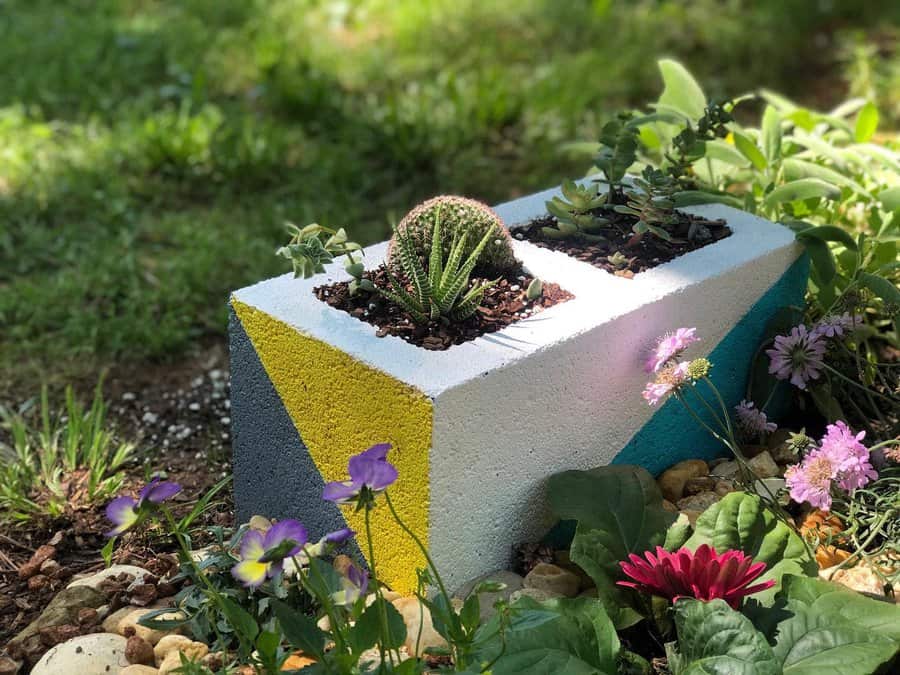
[277,222,374,294]
[542,180,609,242]
[380,205,498,324]
[615,167,681,243]
[388,195,517,277]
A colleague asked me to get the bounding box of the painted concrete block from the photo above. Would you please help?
[229,182,807,593]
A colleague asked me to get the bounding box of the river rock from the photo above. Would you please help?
[657,460,709,502]
[125,635,155,665]
[153,635,208,667]
[391,597,446,658]
[523,563,580,598]
[510,587,562,603]
[747,451,779,479]
[116,606,184,645]
[119,666,159,675]
[822,562,888,600]
[68,565,151,590]
[6,586,105,656]
[676,491,720,513]
[453,570,524,621]
[683,476,717,496]
[710,460,740,479]
[31,633,127,675]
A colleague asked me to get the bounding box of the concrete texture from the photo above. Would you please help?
[229,180,807,592]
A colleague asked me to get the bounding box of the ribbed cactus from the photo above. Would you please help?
[387,196,518,277]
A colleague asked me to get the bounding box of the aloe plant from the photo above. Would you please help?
[380,206,499,324]
[542,179,609,242]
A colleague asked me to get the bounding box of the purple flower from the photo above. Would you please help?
[734,400,777,438]
[643,362,690,406]
[766,325,826,390]
[818,421,876,491]
[322,443,398,504]
[785,451,838,511]
[332,562,369,607]
[303,527,356,559]
[811,313,857,340]
[645,328,700,373]
[232,519,308,589]
[105,478,182,537]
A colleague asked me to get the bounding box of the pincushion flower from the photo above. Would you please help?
[618,544,775,609]
[811,313,856,339]
[232,519,308,589]
[105,478,182,536]
[643,362,690,406]
[734,400,777,438]
[645,327,700,373]
[785,451,837,511]
[766,324,826,390]
[323,443,398,505]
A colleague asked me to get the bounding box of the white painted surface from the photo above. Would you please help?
[233,186,797,399]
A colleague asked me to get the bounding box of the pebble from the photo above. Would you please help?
[510,587,562,602]
[141,412,159,425]
[68,565,152,591]
[656,459,709,502]
[710,460,740,479]
[31,633,127,675]
[154,635,208,670]
[125,636,154,665]
[391,597,447,657]
[747,451,780,479]
[0,655,20,675]
[453,570,524,621]
[122,392,137,401]
[676,491,720,512]
[113,606,185,645]
[682,476,716,496]
[821,562,888,600]
[120,666,159,675]
[523,563,581,598]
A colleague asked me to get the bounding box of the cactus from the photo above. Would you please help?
[387,195,518,277]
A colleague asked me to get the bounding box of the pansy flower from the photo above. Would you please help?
[322,443,398,505]
[331,562,369,607]
[232,519,308,589]
[105,477,182,537]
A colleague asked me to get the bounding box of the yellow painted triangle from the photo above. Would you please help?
[232,299,431,593]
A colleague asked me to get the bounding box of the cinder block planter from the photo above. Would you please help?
[229,181,807,593]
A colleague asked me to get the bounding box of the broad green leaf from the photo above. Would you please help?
[548,465,674,628]
[674,191,744,209]
[656,59,706,121]
[704,139,752,167]
[796,236,836,285]
[684,492,816,604]
[853,143,900,172]
[772,600,897,675]
[762,106,782,164]
[858,271,900,305]
[733,132,767,170]
[271,599,327,659]
[759,89,798,114]
[790,129,851,169]
[484,597,619,675]
[796,224,857,251]
[663,513,693,551]
[763,179,840,208]
[781,158,868,196]
[351,597,407,652]
[854,101,879,142]
[219,596,260,644]
[780,575,900,641]
[878,186,900,212]
[807,382,845,423]
[670,599,778,675]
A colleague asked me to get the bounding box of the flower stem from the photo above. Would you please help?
[364,505,395,667]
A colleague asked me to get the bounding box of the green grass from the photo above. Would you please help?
[2,0,899,392]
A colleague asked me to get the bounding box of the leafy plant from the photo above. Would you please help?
[542,179,609,242]
[0,381,134,523]
[594,116,639,201]
[614,167,681,244]
[277,222,373,295]
[380,205,500,324]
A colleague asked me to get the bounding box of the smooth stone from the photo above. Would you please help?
[683,476,717,496]
[713,479,735,496]
[7,586,105,653]
[710,460,740,479]
[510,587,562,603]
[453,570,524,621]
[656,459,709,502]
[120,666,159,675]
[248,515,272,532]
[771,441,799,466]
[747,451,780,479]
[68,565,151,590]
[125,635,155,665]
[0,655,20,674]
[32,633,127,675]
[752,477,788,505]
[391,597,447,658]
[821,562,888,600]
[676,491,720,513]
[153,635,205,667]
[523,563,580,598]
[117,606,185,645]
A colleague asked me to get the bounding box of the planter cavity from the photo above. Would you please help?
[229,179,807,593]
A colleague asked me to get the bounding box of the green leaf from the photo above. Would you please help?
[796,224,858,251]
[683,492,816,604]
[674,191,744,209]
[350,597,408,653]
[548,465,675,628]
[859,271,900,305]
[781,158,868,196]
[483,597,619,675]
[761,106,782,164]
[879,186,900,212]
[854,101,879,142]
[780,575,900,641]
[797,236,836,285]
[772,600,897,674]
[219,596,260,644]
[270,599,327,659]
[703,139,751,167]
[663,513,693,551]
[670,598,778,675]
[656,59,706,120]
[733,132,767,171]
[762,179,840,208]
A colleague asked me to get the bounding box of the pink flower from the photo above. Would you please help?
[643,362,690,406]
[811,313,857,340]
[618,544,775,609]
[645,328,700,373]
[734,400,777,438]
[818,421,876,491]
[766,325,826,390]
[785,451,837,511]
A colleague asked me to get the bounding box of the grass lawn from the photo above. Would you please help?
[2,0,899,395]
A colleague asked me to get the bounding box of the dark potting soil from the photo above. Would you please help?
[515,191,730,278]
[314,265,573,351]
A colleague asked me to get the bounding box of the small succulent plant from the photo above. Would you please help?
[615,167,681,244]
[542,180,609,242]
[380,204,499,324]
[387,195,517,276]
[277,222,374,294]
[595,115,639,200]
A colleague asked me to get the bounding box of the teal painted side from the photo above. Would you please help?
[612,253,810,475]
